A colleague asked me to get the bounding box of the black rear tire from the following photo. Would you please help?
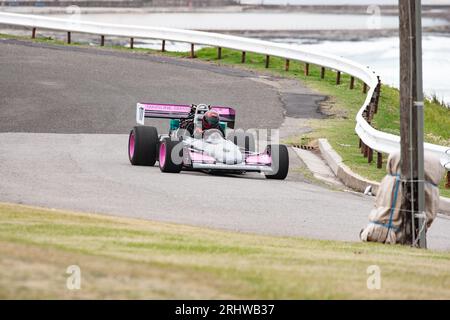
[159,138,183,173]
[227,129,255,153]
[128,126,158,166]
[265,144,289,180]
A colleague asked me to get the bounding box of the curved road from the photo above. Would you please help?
[0,39,448,250]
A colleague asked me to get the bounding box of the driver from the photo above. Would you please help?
[197,110,223,136]
[180,106,224,137]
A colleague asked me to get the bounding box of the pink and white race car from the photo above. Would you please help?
[128,103,289,179]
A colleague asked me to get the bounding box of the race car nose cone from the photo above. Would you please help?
[191,136,243,164]
[220,140,243,164]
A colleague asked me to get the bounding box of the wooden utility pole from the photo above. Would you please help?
[399,0,426,248]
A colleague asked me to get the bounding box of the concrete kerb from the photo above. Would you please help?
[318,139,379,195]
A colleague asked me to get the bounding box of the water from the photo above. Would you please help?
[49,12,445,31]
[274,36,450,104]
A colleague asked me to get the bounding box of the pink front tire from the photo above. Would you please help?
[128,126,158,166]
[264,144,289,180]
[159,138,183,173]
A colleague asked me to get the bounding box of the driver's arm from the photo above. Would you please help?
[193,127,203,138]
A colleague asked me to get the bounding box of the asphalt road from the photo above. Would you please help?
[0,40,448,250]
[0,39,285,133]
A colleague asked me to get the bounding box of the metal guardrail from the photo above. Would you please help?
[0,12,449,174]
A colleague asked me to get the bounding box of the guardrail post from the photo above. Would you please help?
[304,63,309,76]
[364,145,369,158]
[363,82,368,94]
[100,35,104,46]
[350,76,355,89]
[368,147,373,163]
[265,55,270,68]
[377,152,383,169]
[285,59,290,72]
[190,43,195,58]
[446,172,450,189]
[367,101,374,123]
[67,32,71,44]
[374,86,379,114]
[162,40,166,52]
[241,51,246,63]
[320,67,325,79]
[371,102,375,121]
[31,27,36,39]
[217,47,222,59]
[336,71,341,85]
[130,37,134,49]
[361,141,365,154]
[374,78,381,114]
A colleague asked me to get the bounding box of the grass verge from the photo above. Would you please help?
[1,33,449,197]
[0,202,449,299]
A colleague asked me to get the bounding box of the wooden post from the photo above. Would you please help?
[363,82,368,94]
[130,37,134,49]
[31,27,36,39]
[377,152,383,169]
[364,145,369,158]
[67,32,71,44]
[374,81,381,114]
[217,47,222,59]
[336,71,341,85]
[241,51,246,63]
[361,141,365,154]
[373,89,378,114]
[162,40,166,52]
[367,102,374,122]
[190,43,195,58]
[446,171,450,189]
[368,148,373,163]
[304,63,309,76]
[399,0,426,246]
[100,35,105,46]
[320,67,325,79]
[350,76,355,89]
[265,55,270,68]
[370,103,375,122]
[285,59,290,72]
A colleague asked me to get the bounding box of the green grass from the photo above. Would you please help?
[0,203,449,299]
[1,33,449,196]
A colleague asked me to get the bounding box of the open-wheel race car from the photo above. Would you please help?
[128,103,289,179]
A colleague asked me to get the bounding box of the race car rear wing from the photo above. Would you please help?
[136,103,236,128]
